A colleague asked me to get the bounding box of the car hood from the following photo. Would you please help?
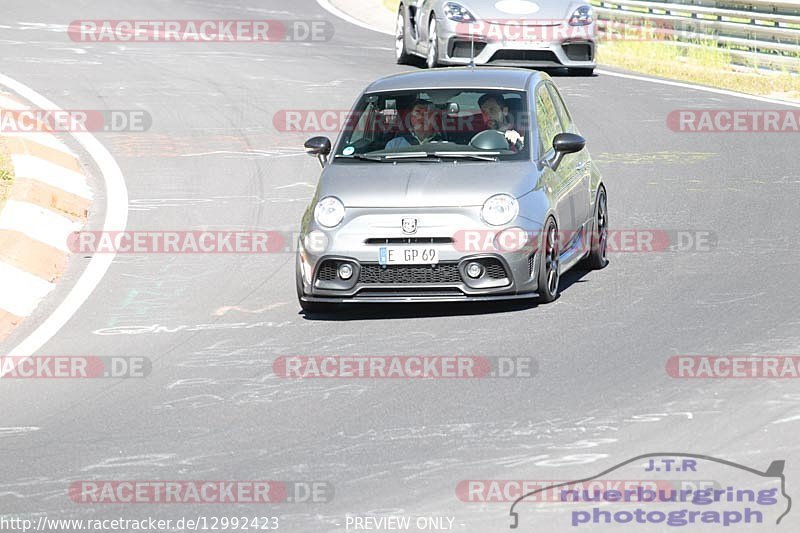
[318,161,535,207]
[463,0,579,24]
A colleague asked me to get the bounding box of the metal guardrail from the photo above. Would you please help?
[590,0,800,71]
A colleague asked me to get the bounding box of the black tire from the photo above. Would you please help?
[584,186,609,270]
[426,18,439,69]
[569,68,595,77]
[395,7,412,65]
[537,217,560,303]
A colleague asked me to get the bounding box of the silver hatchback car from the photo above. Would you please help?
[296,68,607,313]
[396,0,596,75]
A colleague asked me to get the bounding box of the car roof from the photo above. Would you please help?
[364,67,545,93]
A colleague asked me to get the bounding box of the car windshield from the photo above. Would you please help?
[333,89,530,162]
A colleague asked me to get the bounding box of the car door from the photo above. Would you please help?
[534,82,577,250]
[546,82,592,234]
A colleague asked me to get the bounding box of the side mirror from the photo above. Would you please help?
[304,136,332,167]
[548,132,585,170]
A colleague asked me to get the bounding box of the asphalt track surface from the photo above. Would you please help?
[1,1,799,532]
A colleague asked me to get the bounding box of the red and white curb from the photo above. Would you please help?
[0,71,126,360]
[0,92,92,341]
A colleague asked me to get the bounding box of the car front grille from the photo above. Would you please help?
[484,259,507,279]
[451,40,487,58]
[364,237,454,245]
[359,263,462,284]
[318,261,338,281]
[489,49,560,63]
[563,42,593,61]
[356,288,466,298]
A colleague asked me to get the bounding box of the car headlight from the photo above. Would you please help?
[444,2,475,22]
[569,5,593,26]
[314,196,345,228]
[481,194,519,226]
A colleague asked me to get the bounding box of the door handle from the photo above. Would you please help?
[575,161,588,171]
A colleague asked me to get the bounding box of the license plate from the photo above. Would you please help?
[379,247,439,265]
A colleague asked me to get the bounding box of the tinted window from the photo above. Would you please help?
[332,89,530,162]
[535,84,562,156]
[546,83,573,132]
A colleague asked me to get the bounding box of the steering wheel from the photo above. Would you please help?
[469,130,508,151]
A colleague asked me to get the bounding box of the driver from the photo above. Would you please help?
[478,93,524,150]
[385,99,443,149]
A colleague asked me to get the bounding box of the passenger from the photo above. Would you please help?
[385,100,443,150]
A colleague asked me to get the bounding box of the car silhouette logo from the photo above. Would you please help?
[402,218,417,234]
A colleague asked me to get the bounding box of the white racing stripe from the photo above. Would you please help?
[0,200,83,252]
[11,154,93,199]
[0,262,55,317]
[0,72,129,358]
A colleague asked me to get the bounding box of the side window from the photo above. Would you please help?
[348,102,376,145]
[535,84,562,156]
[546,83,573,133]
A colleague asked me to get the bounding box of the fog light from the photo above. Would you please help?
[338,263,354,280]
[466,262,484,279]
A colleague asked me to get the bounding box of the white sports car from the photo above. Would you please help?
[395,0,596,75]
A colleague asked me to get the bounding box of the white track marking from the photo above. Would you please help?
[0,199,83,252]
[595,69,800,109]
[11,154,93,198]
[0,94,27,110]
[316,0,392,34]
[772,414,800,425]
[315,0,799,108]
[0,262,55,316]
[0,72,129,358]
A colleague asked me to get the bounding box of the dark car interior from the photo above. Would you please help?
[337,91,527,155]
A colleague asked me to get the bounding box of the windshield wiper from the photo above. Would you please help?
[385,152,437,160]
[381,152,443,162]
[334,154,392,163]
[382,152,499,162]
[433,152,499,161]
